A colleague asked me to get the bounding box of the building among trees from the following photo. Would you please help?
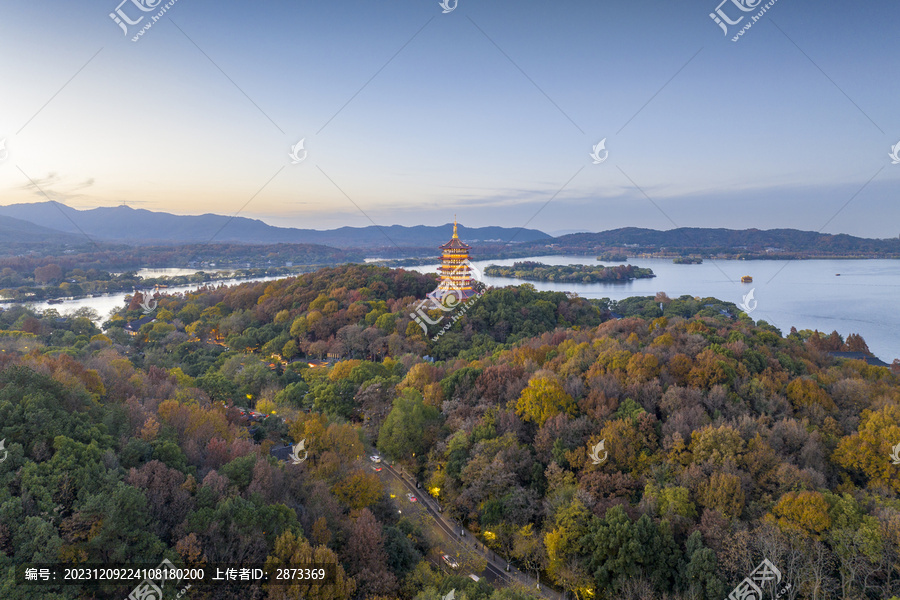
[437,218,476,301]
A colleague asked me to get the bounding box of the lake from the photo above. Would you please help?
[24,275,284,321]
[407,256,900,364]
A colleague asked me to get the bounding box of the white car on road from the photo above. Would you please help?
[369,455,381,463]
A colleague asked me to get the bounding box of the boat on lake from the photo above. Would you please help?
[741,275,753,283]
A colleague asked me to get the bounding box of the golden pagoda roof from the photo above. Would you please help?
[440,218,470,250]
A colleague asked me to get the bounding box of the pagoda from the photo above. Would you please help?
[437,218,476,301]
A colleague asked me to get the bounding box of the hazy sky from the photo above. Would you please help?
[1,0,898,236]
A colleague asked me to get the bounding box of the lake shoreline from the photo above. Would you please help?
[4,257,896,363]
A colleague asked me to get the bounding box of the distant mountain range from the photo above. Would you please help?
[0,202,551,249]
[0,203,898,258]
[0,214,86,245]
[525,227,900,256]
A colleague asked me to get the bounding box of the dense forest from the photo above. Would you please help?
[1,264,899,600]
[484,262,655,284]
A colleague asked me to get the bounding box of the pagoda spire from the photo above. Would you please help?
[452,216,458,239]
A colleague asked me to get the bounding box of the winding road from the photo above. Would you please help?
[378,460,564,600]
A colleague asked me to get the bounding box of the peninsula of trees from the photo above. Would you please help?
[485,261,655,283]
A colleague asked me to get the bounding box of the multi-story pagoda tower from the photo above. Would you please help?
[437,218,475,301]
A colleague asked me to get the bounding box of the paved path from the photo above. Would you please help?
[382,462,565,600]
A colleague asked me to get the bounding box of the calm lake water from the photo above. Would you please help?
[408,256,900,364]
[20,258,899,363]
[24,275,283,321]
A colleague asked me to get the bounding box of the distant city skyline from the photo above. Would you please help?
[1,1,899,237]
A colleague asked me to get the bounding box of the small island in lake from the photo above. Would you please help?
[485,261,655,283]
[597,252,628,262]
[673,256,703,264]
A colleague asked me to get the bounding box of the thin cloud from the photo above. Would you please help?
[15,172,62,190]
[70,178,95,191]
[15,172,96,203]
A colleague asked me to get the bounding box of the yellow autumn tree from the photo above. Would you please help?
[515,375,576,426]
[544,499,589,582]
[264,531,355,600]
[331,470,383,510]
[256,398,277,415]
[328,359,363,382]
[766,490,831,536]
[690,424,745,465]
[697,472,745,519]
[399,362,438,392]
[832,403,900,493]
[599,418,642,473]
[626,352,660,383]
[786,378,836,411]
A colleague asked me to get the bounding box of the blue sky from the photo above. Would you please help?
[1,0,898,236]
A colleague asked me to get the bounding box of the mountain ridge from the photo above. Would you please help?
[1,202,898,255]
[527,226,900,254]
[0,213,87,245]
[0,202,551,248]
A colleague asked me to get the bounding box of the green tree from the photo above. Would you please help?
[684,531,726,600]
[378,388,440,460]
[84,483,167,563]
[580,505,682,595]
